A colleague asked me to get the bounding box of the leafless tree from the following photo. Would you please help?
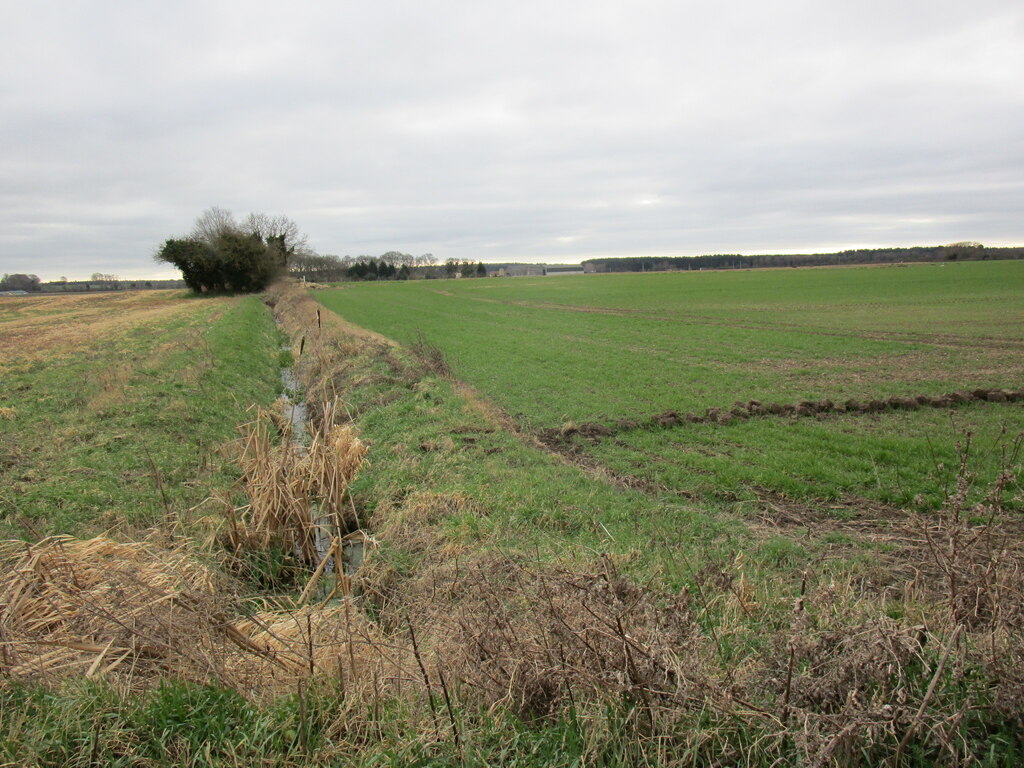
[189,206,239,246]
[379,251,415,267]
[243,213,312,257]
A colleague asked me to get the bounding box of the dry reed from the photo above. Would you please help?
[230,401,367,567]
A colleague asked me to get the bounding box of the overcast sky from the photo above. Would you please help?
[2,0,1022,281]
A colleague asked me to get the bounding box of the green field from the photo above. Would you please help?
[4,274,1024,767]
[315,261,1024,506]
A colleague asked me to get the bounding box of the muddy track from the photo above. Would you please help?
[539,386,1024,448]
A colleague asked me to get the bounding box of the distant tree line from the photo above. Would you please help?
[2,273,185,294]
[0,273,42,292]
[39,279,185,293]
[582,243,1024,274]
[287,252,487,282]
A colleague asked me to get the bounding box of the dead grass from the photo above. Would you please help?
[0,291,203,366]
[85,363,133,415]
[0,534,402,700]
[228,402,367,568]
[0,534,227,686]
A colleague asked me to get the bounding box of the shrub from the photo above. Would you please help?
[155,207,308,294]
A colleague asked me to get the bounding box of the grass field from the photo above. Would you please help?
[315,261,1024,506]
[0,291,282,537]
[3,275,1024,767]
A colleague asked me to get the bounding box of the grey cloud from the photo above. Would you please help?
[1,0,1022,280]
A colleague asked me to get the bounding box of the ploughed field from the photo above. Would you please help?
[316,261,1024,507]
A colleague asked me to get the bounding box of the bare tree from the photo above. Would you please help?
[190,206,238,246]
[379,251,414,267]
[243,212,313,260]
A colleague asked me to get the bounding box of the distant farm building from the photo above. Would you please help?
[490,263,584,277]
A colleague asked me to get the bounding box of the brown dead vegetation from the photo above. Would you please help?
[352,464,1024,763]
[751,486,1024,602]
[0,535,397,699]
[227,401,367,568]
[0,291,202,366]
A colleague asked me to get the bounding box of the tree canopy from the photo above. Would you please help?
[155,207,312,293]
[0,273,41,292]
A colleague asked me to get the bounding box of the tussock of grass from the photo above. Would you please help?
[0,534,397,705]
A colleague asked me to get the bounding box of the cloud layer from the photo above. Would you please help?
[2,0,1022,280]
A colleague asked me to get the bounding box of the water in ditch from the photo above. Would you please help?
[278,343,366,574]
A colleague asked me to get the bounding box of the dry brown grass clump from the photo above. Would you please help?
[228,601,405,699]
[229,402,367,567]
[0,535,229,686]
[0,535,405,699]
[422,555,706,720]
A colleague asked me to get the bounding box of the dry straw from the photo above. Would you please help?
[0,534,403,698]
[0,535,227,686]
[231,400,367,567]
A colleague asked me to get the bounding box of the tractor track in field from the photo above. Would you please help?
[538,386,1024,449]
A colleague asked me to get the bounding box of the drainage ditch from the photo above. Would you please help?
[277,336,368,576]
